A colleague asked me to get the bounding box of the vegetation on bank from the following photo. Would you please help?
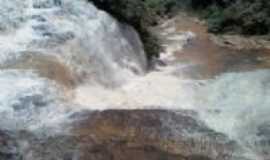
[143,0,270,36]
[190,0,270,35]
[89,0,270,60]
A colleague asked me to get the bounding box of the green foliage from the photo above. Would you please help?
[144,0,185,16]
[193,0,270,35]
[204,5,226,33]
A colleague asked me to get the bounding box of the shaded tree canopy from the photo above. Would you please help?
[191,0,270,35]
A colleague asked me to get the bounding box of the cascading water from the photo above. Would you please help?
[0,0,148,158]
[0,0,147,86]
[0,0,269,160]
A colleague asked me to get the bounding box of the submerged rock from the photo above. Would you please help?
[0,131,21,160]
[72,110,237,160]
[0,110,240,160]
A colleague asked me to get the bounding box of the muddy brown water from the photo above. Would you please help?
[0,53,77,88]
[172,14,270,79]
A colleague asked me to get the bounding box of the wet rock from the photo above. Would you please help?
[12,94,48,111]
[255,124,270,158]
[0,131,21,160]
[33,0,62,8]
[73,110,237,160]
[0,110,241,160]
[31,31,75,48]
[31,15,47,22]
[32,24,54,37]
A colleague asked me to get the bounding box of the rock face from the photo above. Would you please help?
[0,110,239,160]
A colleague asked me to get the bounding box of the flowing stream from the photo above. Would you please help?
[0,0,270,160]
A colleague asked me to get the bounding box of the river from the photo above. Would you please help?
[0,1,270,160]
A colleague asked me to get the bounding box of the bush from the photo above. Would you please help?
[144,0,185,16]
[206,5,226,33]
[195,0,270,35]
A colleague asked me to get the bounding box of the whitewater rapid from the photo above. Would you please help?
[0,0,269,159]
[0,0,146,86]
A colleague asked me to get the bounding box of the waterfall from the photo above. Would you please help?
[0,0,147,134]
[0,0,147,86]
[0,0,269,160]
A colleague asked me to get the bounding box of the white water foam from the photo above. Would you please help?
[0,70,73,134]
[0,0,269,159]
[72,26,270,158]
[75,67,270,159]
[0,0,147,86]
